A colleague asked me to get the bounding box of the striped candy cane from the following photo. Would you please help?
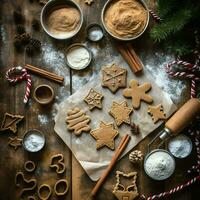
[149,9,161,22]
[165,60,200,98]
[141,176,200,200]
[5,66,32,104]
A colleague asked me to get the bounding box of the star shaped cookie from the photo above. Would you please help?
[113,171,139,200]
[8,136,22,150]
[84,88,104,110]
[109,101,133,126]
[123,80,153,109]
[0,113,24,134]
[90,121,119,150]
[102,64,127,93]
[148,104,166,123]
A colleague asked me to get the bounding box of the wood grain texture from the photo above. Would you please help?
[0,0,199,200]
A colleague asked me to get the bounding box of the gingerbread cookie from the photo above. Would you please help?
[113,171,139,200]
[109,101,133,126]
[102,64,127,93]
[123,80,153,109]
[90,121,119,150]
[8,136,22,150]
[66,107,91,135]
[0,113,24,134]
[148,104,166,123]
[84,0,94,5]
[84,89,103,110]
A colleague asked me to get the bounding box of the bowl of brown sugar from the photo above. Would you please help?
[41,0,83,40]
[101,0,149,41]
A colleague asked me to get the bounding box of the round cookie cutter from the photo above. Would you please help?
[24,161,36,172]
[23,129,45,153]
[86,23,104,42]
[54,179,69,196]
[66,43,92,70]
[38,184,52,200]
[34,84,54,105]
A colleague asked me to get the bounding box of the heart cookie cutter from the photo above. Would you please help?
[49,153,66,174]
[54,179,69,196]
[15,172,37,198]
[38,184,52,200]
[24,161,36,173]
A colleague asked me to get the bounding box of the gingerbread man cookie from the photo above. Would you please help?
[66,107,91,135]
[90,121,119,150]
[148,104,166,123]
[84,88,103,110]
[113,171,139,200]
[102,64,127,93]
[109,101,133,126]
[123,80,153,109]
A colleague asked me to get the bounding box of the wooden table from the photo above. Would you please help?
[0,0,199,199]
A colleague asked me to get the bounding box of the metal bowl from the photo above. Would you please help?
[40,0,83,40]
[101,0,149,41]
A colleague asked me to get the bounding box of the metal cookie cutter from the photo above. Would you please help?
[49,153,66,174]
[24,161,36,173]
[54,179,69,196]
[38,184,52,200]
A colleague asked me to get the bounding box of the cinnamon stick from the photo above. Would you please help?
[25,64,64,84]
[117,44,143,74]
[91,134,130,197]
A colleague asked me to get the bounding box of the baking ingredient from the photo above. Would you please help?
[168,135,192,158]
[66,46,90,69]
[88,25,103,41]
[104,0,148,38]
[24,132,45,152]
[144,150,175,180]
[129,150,143,163]
[47,7,81,39]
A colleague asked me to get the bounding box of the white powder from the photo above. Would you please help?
[24,133,45,152]
[38,114,49,125]
[88,26,103,41]
[145,150,175,180]
[168,135,192,158]
[66,46,90,69]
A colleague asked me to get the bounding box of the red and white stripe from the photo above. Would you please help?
[5,66,32,104]
[149,9,161,22]
[141,176,200,200]
[165,60,200,98]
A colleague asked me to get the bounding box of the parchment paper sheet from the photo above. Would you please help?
[54,64,177,181]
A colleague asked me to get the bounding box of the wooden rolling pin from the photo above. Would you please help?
[165,98,200,135]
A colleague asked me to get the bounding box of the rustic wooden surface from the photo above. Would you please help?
[0,0,199,200]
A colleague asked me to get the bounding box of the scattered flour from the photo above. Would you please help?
[0,25,7,44]
[38,114,49,125]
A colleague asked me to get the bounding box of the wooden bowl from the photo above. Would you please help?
[34,84,54,105]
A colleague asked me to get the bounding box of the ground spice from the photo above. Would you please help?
[104,0,148,38]
[46,7,80,39]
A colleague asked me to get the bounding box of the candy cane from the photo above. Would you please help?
[165,60,200,98]
[149,9,161,22]
[141,176,200,200]
[5,66,32,104]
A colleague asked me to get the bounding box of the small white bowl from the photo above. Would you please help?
[40,0,83,40]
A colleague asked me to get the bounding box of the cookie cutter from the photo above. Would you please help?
[24,161,36,172]
[0,113,24,134]
[54,179,69,196]
[113,171,139,200]
[38,184,52,200]
[15,172,37,197]
[27,196,36,200]
[8,136,22,150]
[49,153,66,174]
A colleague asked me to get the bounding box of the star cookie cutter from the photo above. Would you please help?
[113,171,139,200]
[54,179,69,196]
[24,161,36,173]
[8,136,22,150]
[0,113,24,134]
[15,172,37,198]
[38,184,52,200]
[49,153,66,174]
